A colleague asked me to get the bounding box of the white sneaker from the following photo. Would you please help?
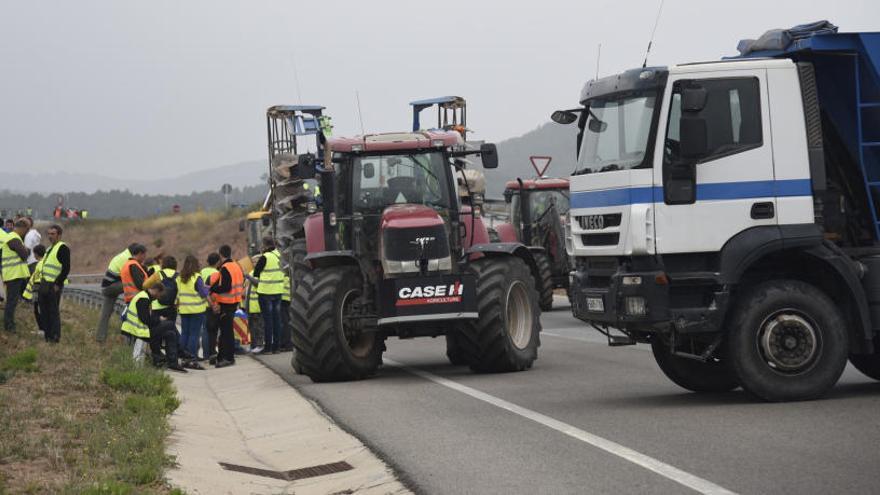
[250,346,264,354]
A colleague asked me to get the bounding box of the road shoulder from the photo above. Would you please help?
[165,356,410,495]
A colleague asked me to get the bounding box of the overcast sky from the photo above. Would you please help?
[1,0,877,179]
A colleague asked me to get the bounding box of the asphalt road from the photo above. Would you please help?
[258,297,880,495]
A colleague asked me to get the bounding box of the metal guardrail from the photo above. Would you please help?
[62,286,125,314]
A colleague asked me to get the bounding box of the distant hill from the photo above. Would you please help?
[0,160,267,195]
[484,122,578,198]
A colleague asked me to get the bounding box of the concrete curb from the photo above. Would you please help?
[165,357,410,495]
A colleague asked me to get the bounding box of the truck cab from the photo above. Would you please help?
[555,28,880,401]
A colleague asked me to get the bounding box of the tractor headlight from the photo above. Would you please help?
[306,201,317,213]
[384,256,452,275]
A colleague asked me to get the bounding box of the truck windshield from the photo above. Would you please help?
[352,152,451,212]
[575,92,658,175]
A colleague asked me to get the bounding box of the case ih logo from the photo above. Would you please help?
[396,281,464,307]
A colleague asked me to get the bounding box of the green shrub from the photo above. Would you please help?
[2,348,38,373]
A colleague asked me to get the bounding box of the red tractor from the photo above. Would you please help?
[494,159,571,310]
[288,129,544,382]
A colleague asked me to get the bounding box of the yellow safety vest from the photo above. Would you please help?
[177,274,207,315]
[23,258,44,301]
[247,275,260,314]
[282,272,291,302]
[151,269,177,310]
[200,266,218,284]
[148,264,161,275]
[107,249,131,276]
[121,291,151,339]
[256,250,284,295]
[41,241,69,284]
[1,232,29,282]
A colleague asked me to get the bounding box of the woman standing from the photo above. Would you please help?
[177,255,208,358]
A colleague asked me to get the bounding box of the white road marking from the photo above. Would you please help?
[385,358,736,495]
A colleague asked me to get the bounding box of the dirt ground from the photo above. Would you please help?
[58,210,248,275]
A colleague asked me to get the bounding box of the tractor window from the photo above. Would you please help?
[352,152,452,212]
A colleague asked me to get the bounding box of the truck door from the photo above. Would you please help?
[653,69,775,254]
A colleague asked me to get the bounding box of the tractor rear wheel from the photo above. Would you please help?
[534,252,554,311]
[290,266,382,382]
[457,256,541,372]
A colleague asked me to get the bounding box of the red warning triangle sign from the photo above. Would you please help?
[530,156,552,177]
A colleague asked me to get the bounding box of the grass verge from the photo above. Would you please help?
[0,299,181,494]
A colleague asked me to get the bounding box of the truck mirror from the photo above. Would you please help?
[551,110,578,125]
[363,162,375,179]
[588,118,608,133]
[295,153,317,179]
[480,143,499,169]
[680,117,708,159]
[681,86,708,112]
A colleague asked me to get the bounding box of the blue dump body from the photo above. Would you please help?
[733,32,880,238]
[410,96,466,132]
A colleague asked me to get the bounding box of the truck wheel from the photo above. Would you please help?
[445,332,468,366]
[651,340,738,393]
[849,353,880,380]
[458,257,541,372]
[726,280,848,401]
[290,266,381,382]
[534,252,555,312]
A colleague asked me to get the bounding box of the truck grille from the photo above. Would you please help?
[581,233,620,246]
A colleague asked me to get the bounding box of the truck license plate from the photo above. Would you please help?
[586,296,604,313]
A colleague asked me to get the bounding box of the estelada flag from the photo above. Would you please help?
[233,309,251,346]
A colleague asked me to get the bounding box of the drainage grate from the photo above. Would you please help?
[219,461,354,481]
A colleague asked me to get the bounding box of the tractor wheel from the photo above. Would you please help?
[457,256,541,372]
[651,340,739,393]
[290,266,382,382]
[534,252,554,312]
[445,332,468,366]
[726,280,848,401]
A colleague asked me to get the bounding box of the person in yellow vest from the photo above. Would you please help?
[121,284,187,372]
[22,244,46,333]
[97,243,144,343]
[252,237,285,354]
[200,252,221,363]
[149,256,178,321]
[177,255,209,359]
[2,219,32,332]
[40,224,70,343]
[245,270,264,354]
[278,269,293,352]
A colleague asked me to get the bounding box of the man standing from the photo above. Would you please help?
[253,238,284,354]
[121,247,149,304]
[23,217,41,273]
[40,224,70,343]
[97,243,143,342]
[279,269,293,352]
[1,220,31,332]
[200,252,221,362]
[209,245,244,368]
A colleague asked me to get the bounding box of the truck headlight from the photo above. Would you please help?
[624,296,647,316]
[622,276,642,286]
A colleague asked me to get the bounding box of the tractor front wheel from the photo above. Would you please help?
[458,256,541,372]
[290,266,382,382]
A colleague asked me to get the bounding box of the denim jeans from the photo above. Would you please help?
[179,313,205,358]
[258,294,282,351]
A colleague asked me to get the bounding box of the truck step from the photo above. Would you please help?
[607,334,637,346]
